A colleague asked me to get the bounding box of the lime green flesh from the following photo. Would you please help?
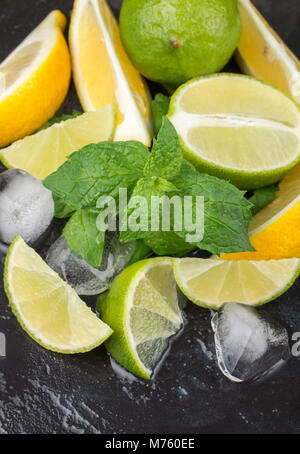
[120,0,241,86]
[173,257,300,310]
[168,74,300,189]
[4,236,112,353]
[0,103,116,180]
[99,258,183,379]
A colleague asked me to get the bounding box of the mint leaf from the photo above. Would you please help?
[248,185,278,216]
[40,110,82,130]
[52,194,76,219]
[120,176,178,243]
[170,161,254,255]
[63,208,105,268]
[120,175,196,255]
[151,94,170,136]
[128,240,152,265]
[44,141,149,210]
[144,231,196,256]
[143,118,182,180]
[120,176,195,255]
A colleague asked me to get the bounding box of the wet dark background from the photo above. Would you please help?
[0,0,300,434]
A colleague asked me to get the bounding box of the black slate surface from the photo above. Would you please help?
[0,0,300,435]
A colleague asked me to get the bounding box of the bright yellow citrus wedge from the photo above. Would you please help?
[221,162,300,260]
[236,0,300,106]
[0,11,71,147]
[0,104,116,180]
[98,258,183,379]
[69,0,153,145]
[4,236,112,353]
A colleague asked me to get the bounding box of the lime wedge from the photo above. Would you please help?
[168,74,300,189]
[4,236,112,353]
[173,257,300,310]
[98,257,183,379]
[0,103,116,180]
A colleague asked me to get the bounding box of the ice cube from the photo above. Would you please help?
[46,233,143,296]
[211,303,290,383]
[0,169,54,245]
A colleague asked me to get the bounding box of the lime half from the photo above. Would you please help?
[98,257,183,379]
[4,236,112,353]
[173,257,300,310]
[168,74,300,189]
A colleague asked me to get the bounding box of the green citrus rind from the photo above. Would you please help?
[168,73,300,189]
[0,103,117,176]
[172,257,300,311]
[4,236,113,354]
[98,257,178,380]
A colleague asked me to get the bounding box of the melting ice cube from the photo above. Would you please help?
[211,303,290,383]
[46,233,146,296]
[0,169,54,245]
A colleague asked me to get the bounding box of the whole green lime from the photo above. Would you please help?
[119,0,242,87]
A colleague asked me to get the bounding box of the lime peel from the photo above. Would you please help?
[4,236,113,354]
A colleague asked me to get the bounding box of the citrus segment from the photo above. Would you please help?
[0,11,71,147]
[173,257,300,310]
[236,0,300,106]
[222,162,300,260]
[0,104,116,180]
[4,236,112,353]
[69,0,152,145]
[168,74,300,189]
[99,258,183,379]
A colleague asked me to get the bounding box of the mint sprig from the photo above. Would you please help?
[143,118,182,179]
[62,208,105,268]
[44,141,149,209]
[44,118,254,267]
[248,185,278,216]
[151,93,170,136]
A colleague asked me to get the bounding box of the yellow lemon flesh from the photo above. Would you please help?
[0,10,71,147]
[236,0,300,106]
[69,0,153,145]
[222,163,300,260]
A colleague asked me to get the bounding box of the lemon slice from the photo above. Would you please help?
[98,258,183,379]
[168,74,300,189]
[69,0,153,145]
[0,104,116,180]
[4,236,112,353]
[222,162,300,260]
[236,0,300,106]
[173,257,300,310]
[0,11,71,147]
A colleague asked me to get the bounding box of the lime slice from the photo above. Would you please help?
[4,236,112,353]
[0,103,116,180]
[173,257,300,310]
[168,74,300,189]
[98,257,183,379]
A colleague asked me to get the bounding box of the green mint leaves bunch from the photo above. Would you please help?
[44,117,254,268]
